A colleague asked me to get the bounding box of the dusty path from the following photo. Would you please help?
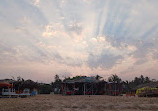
[0,95,158,111]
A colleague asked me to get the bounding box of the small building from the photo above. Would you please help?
[62,76,105,95]
[0,81,15,97]
[0,79,33,97]
[134,81,158,97]
[105,82,123,96]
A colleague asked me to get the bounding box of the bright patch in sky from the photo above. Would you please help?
[0,0,158,82]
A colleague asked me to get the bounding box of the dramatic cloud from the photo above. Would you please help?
[0,0,158,82]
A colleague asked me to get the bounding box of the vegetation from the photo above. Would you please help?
[95,75,103,80]
[8,74,156,94]
[63,76,83,82]
[125,75,153,91]
[12,76,38,91]
[38,83,53,94]
[51,74,62,94]
[108,74,122,83]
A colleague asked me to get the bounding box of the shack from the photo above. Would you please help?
[0,82,13,95]
[62,76,105,95]
[0,79,35,97]
[134,81,158,97]
[105,82,123,96]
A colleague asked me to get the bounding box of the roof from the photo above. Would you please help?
[63,76,99,83]
[0,79,15,83]
[0,82,13,88]
[107,82,122,84]
[133,81,158,90]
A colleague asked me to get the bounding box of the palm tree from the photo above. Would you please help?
[108,74,122,83]
[95,75,103,80]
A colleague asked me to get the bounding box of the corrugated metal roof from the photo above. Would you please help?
[63,76,99,83]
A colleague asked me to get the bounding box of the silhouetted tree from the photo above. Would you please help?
[13,77,38,91]
[108,74,122,83]
[38,83,53,94]
[124,75,152,91]
[95,75,103,80]
[63,77,71,82]
[140,75,145,84]
[53,74,62,93]
[145,76,150,83]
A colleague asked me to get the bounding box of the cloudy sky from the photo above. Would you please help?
[0,0,158,83]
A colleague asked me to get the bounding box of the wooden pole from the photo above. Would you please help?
[74,83,75,95]
[84,83,85,95]
[92,83,93,95]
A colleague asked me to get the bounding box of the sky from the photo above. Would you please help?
[0,0,158,83]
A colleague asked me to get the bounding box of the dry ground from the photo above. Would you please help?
[0,95,158,111]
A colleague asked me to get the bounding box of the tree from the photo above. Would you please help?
[134,77,141,85]
[95,75,103,80]
[144,76,150,83]
[108,74,122,83]
[140,75,145,84]
[13,76,24,91]
[54,74,60,82]
[63,76,84,82]
[13,77,38,91]
[53,74,62,93]
[22,79,38,90]
[63,77,71,82]
[38,83,53,94]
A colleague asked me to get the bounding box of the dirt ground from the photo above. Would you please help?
[0,95,158,111]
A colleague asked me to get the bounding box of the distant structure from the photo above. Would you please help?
[61,76,124,96]
[0,79,36,97]
[0,79,14,83]
[0,80,14,97]
[105,82,123,96]
[62,76,105,95]
[134,81,158,97]
[134,81,158,90]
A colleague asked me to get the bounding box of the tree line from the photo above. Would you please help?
[9,74,156,94]
[52,74,156,93]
